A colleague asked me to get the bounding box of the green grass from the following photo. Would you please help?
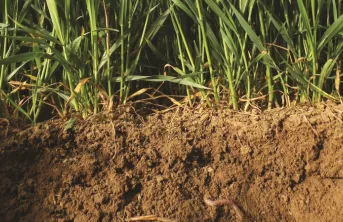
[1,0,343,123]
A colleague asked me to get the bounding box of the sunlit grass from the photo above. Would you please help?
[1,0,343,123]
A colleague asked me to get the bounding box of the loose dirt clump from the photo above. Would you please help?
[1,102,343,221]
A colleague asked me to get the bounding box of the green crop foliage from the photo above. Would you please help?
[1,0,343,123]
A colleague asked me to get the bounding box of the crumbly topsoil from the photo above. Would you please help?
[1,102,343,222]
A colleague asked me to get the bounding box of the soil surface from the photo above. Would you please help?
[1,102,343,222]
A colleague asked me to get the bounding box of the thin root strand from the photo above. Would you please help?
[204,198,245,221]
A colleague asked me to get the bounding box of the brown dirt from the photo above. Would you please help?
[1,102,343,222]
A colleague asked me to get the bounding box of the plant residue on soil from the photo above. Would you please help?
[1,102,343,221]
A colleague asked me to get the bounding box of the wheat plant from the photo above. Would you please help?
[1,0,343,123]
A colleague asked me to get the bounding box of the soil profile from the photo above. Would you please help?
[1,102,343,221]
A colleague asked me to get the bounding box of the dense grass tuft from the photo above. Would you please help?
[1,0,343,123]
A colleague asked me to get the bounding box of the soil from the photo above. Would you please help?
[1,102,343,222]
